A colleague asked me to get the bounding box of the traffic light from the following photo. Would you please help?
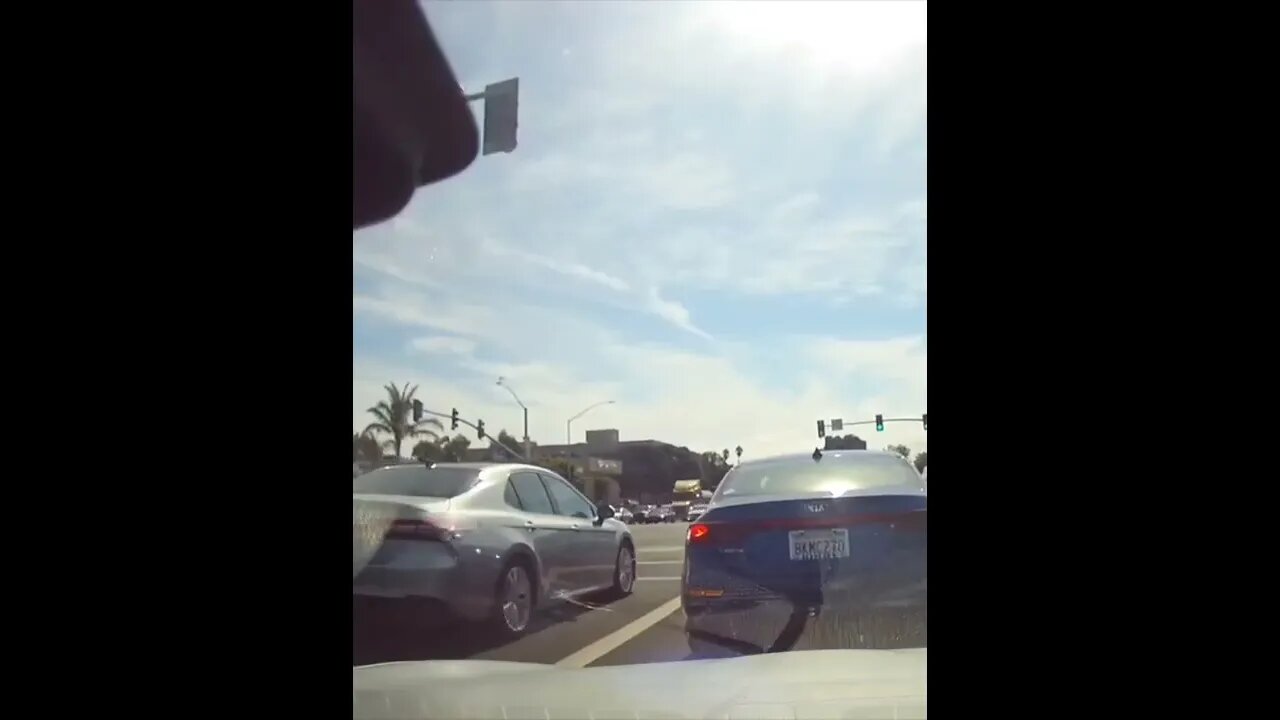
[476,419,486,439]
[875,414,884,432]
[817,420,826,438]
[412,399,423,423]
[922,413,927,431]
[481,78,519,155]
[451,408,459,430]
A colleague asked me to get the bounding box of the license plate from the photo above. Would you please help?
[788,528,850,560]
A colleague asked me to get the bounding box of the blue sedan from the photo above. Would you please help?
[682,449,926,654]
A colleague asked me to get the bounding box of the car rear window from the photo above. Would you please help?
[352,465,480,498]
[716,454,923,498]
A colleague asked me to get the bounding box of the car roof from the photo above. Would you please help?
[365,462,560,479]
[735,449,908,470]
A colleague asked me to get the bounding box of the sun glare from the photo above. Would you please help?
[702,0,926,75]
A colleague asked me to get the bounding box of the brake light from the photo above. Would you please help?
[688,523,710,542]
[387,516,472,541]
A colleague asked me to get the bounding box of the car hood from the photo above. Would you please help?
[353,648,926,719]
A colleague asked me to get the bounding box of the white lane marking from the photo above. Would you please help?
[638,560,682,565]
[554,596,682,668]
[636,576,681,581]
[636,546,685,553]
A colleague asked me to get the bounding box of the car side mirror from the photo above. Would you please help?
[595,503,615,525]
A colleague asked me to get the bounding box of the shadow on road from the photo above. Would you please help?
[683,604,927,661]
[354,595,611,666]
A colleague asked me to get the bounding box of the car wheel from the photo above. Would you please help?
[606,543,636,598]
[487,559,535,639]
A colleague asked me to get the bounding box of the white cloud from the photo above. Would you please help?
[644,287,712,340]
[628,154,737,211]
[409,335,477,357]
[482,237,630,292]
[807,335,926,392]
[353,292,495,339]
[699,1,926,76]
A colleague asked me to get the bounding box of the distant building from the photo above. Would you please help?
[585,429,620,449]
[456,429,701,505]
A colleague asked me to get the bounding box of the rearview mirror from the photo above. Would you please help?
[595,503,615,525]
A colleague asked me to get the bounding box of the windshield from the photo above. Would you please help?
[352,465,479,498]
[354,0,926,692]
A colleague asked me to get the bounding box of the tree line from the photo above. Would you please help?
[824,433,926,473]
[884,442,927,473]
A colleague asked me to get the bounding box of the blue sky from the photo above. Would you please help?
[354,0,927,458]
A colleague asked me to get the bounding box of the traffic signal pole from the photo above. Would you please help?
[417,407,526,461]
[818,415,927,438]
[841,417,924,427]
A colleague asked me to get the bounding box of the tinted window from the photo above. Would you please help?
[541,475,595,519]
[509,472,555,514]
[717,454,924,498]
[352,465,479,498]
[504,481,523,509]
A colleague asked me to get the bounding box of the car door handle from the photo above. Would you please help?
[524,520,536,532]
[570,523,582,530]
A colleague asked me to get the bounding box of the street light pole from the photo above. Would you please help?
[567,400,615,444]
[496,377,531,460]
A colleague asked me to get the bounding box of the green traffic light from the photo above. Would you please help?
[875,413,884,432]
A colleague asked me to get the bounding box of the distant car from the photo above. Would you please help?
[616,506,634,523]
[353,462,636,639]
[683,450,926,653]
[645,505,674,523]
[636,505,665,524]
[686,503,708,521]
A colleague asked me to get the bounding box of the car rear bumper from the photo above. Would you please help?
[353,539,497,621]
[683,576,927,651]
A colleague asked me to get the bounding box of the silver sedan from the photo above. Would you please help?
[354,462,636,638]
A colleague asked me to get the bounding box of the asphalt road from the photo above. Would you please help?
[354,522,702,668]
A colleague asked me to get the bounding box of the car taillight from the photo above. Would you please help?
[387,516,472,541]
[687,522,751,545]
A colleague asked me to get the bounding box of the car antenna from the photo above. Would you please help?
[812,447,823,462]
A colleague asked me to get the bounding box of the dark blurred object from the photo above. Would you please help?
[353,0,478,229]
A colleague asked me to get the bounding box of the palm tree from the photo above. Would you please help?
[364,382,444,459]
[353,432,383,462]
